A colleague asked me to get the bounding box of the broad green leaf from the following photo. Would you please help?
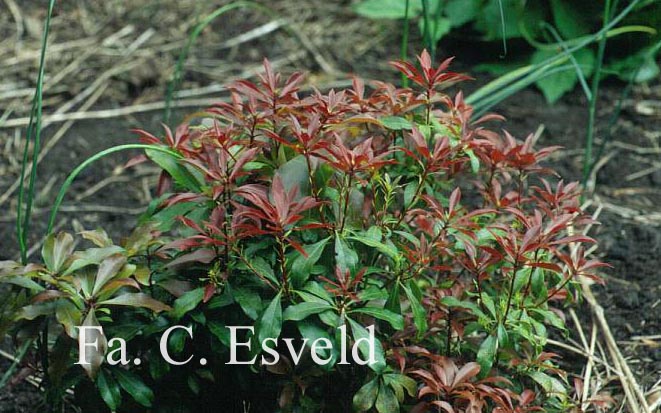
[533,48,595,103]
[375,383,399,413]
[358,286,389,301]
[383,373,417,399]
[403,182,417,208]
[350,307,404,330]
[550,0,591,39]
[80,228,113,248]
[528,370,567,395]
[42,232,74,273]
[250,257,279,287]
[385,280,401,315]
[64,246,125,275]
[276,155,310,197]
[466,149,480,174]
[56,299,82,338]
[18,302,55,320]
[100,293,171,313]
[298,321,337,367]
[348,234,399,260]
[335,235,358,271]
[171,287,205,320]
[353,378,379,411]
[79,310,107,380]
[347,318,386,373]
[92,254,127,297]
[208,320,230,346]
[113,368,155,407]
[379,116,412,130]
[145,201,197,232]
[284,301,333,321]
[97,369,122,412]
[474,0,523,40]
[232,286,262,320]
[146,148,202,192]
[291,237,331,286]
[418,16,451,43]
[477,334,498,377]
[403,280,427,335]
[257,292,283,345]
[0,275,44,291]
[446,0,481,27]
[301,281,334,304]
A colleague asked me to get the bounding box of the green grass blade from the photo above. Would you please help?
[542,22,592,100]
[16,0,56,265]
[400,0,410,87]
[163,1,275,123]
[47,144,181,233]
[582,0,613,187]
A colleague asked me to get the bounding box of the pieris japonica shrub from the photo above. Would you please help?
[1,51,609,413]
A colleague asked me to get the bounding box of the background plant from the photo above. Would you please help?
[1,50,612,413]
[354,0,659,104]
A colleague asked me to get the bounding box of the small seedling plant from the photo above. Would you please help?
[1,51,609,413]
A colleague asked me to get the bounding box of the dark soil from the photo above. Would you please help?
[0,1,659,411]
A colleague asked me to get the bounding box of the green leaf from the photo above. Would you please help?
[383,373,417,399]
[55,300,82,338]
[171,287,204,320]
[403,280,427,335]
[64,246,125,275]
[80,228,113,248]
[92,254,127,297]
[18,302,56,320]
[348,234,399,260]
[335,235,358,271]
[298,321,336,366]
[353,378,379,411]
[445,0,481,27]
[97,369,122,411]
[250,256,279,287]
[232,286,262,320]
[418,16,451,43]
[403,182,417,207]
[466,149,480,174]
[379,116,412,130]
[350,307,404,330]
[42,232,74,273]
[257,292,283,345]
[354,0,423,19]
[145,201,197,232]
[113,368,154,408]
[477,334,498,377]
[0,275,44,291]
[208,320,230,346]
[474,0,523,40]
[79,310,107,380]
[528,370,567,395]
[375,383,399,413]
[299,281,334,304]
[284,301,333,321]
[146,148,202,192]
[100,293,172,313]
[276,155,310,196]
[291,237,331,286]
[550,0,591,39]
[347,318,386,373]
[385,281,401,315]
[533,48,595,103]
